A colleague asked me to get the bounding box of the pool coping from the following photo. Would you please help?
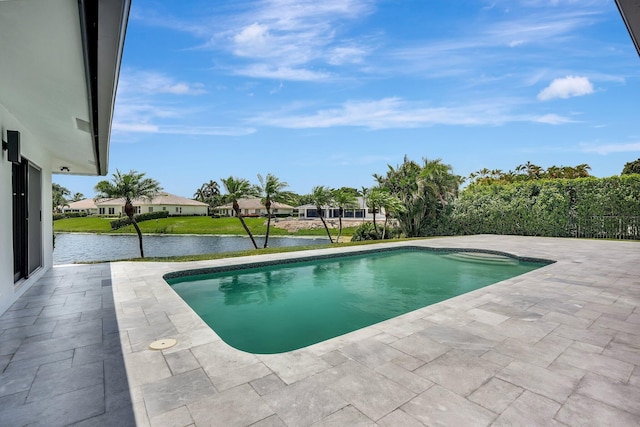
[162,245,554,280]
[109,235,640,426]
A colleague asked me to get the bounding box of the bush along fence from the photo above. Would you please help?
[53,212,88,221]
[449,175,640,240]
[110,210,170,230]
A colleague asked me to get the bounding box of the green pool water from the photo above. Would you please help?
[166,249,547,354]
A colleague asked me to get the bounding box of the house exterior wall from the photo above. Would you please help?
[215,207,295,217]
[97,202,208,216]
[64,207,99,215]
[297,198,385,220]
[1,106,53,315]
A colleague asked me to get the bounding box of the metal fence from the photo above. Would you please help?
[576,216,640,240]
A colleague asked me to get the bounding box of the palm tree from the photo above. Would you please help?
[380,193,406,239]
[221,176,260,249]
[194,180,222,211]
[360,186,369,223]
[52,183,70,213]
[575,163,591,178]
[366,187,386,238]
[257,173,289,248]
[332,188,358,242]
[524,161,542,179]
[311,185,334,243]
[94,169,161,258]
[376,157,461,237]
[71,192,84,202]
[193,187,206,201]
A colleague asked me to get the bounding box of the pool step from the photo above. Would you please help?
[444,252,517,265]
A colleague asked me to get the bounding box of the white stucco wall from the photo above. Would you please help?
[1,105,53,315]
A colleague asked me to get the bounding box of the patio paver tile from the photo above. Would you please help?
[310,405,375,426]
[374,360,433,394]
[189,384,272,427]
[389,331,450,363]
[210,361,272,391]
[401,384,496,426]
[414,349,502,396]
[491,391,562,427]
[250,373,286,396]
[497,360,579,403]
[556,394,640,426]
[142,368,216,418]
[164,349,201,375]
[322,360,416,421]
[377,409,424,427]
[249,414,286,427]
[258,350,331,385]
[262,374,347,426]
[576,372,640,416]
[556,346,634,382]
[468,377,524,414]
[149,405,193,427]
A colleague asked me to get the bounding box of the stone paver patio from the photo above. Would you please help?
[1,235,639,426]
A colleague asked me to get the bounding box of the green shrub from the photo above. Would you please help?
[350,222,401,241]
[110,210,170,230]
[53,212,88,221]
[351,222,379,241]
[451,176,640,239]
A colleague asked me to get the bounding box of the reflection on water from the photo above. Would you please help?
[53,233,329,264]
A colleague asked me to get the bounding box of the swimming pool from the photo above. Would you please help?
[165,248,549,354]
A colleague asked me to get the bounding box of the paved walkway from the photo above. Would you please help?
[1,236,639,426]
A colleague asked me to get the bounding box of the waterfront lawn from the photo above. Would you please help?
[54,216,358,237]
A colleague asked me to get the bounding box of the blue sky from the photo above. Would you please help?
[55,0,640,198]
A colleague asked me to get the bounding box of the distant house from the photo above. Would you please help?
[213,198,295,217]
[297,197,386,220]
[96,193,209,216]
[63,199,99,215]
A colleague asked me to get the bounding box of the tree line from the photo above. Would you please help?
[53,157,640,257]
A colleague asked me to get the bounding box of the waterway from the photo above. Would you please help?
[53,233,330,264]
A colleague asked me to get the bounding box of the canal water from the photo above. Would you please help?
[53,233,330,264]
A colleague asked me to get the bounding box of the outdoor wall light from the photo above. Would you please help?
[1,130,21,164]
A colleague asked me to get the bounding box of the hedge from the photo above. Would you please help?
[110,210,170,230]
[53,212,88,221]
[449,175,640,239]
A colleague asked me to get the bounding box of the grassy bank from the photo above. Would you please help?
[123,238,415,262]
[54,216,358,237]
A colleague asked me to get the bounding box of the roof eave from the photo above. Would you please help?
[616,0,640,58]
[78,0,131,176]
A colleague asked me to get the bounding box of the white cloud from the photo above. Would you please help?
[581,142,640,155]
[534,113,575,124]
[251,97,570,129]
[112,122,255,137]
[194,0,377,80]
[112,123,159,133]
[118,69,206,96]
[537,76,594,101]
[234,64,332,81]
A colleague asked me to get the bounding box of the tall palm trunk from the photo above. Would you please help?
[382,215,388,240]
[317,207,334,243]
[125,201,145,258]
[336,208,344,242]
[131,218,145,258]
[234,202,258,249]
[372,209,379,239]
[264,200,272,248]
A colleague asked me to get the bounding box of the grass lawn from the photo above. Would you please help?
[54,216,358,238]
